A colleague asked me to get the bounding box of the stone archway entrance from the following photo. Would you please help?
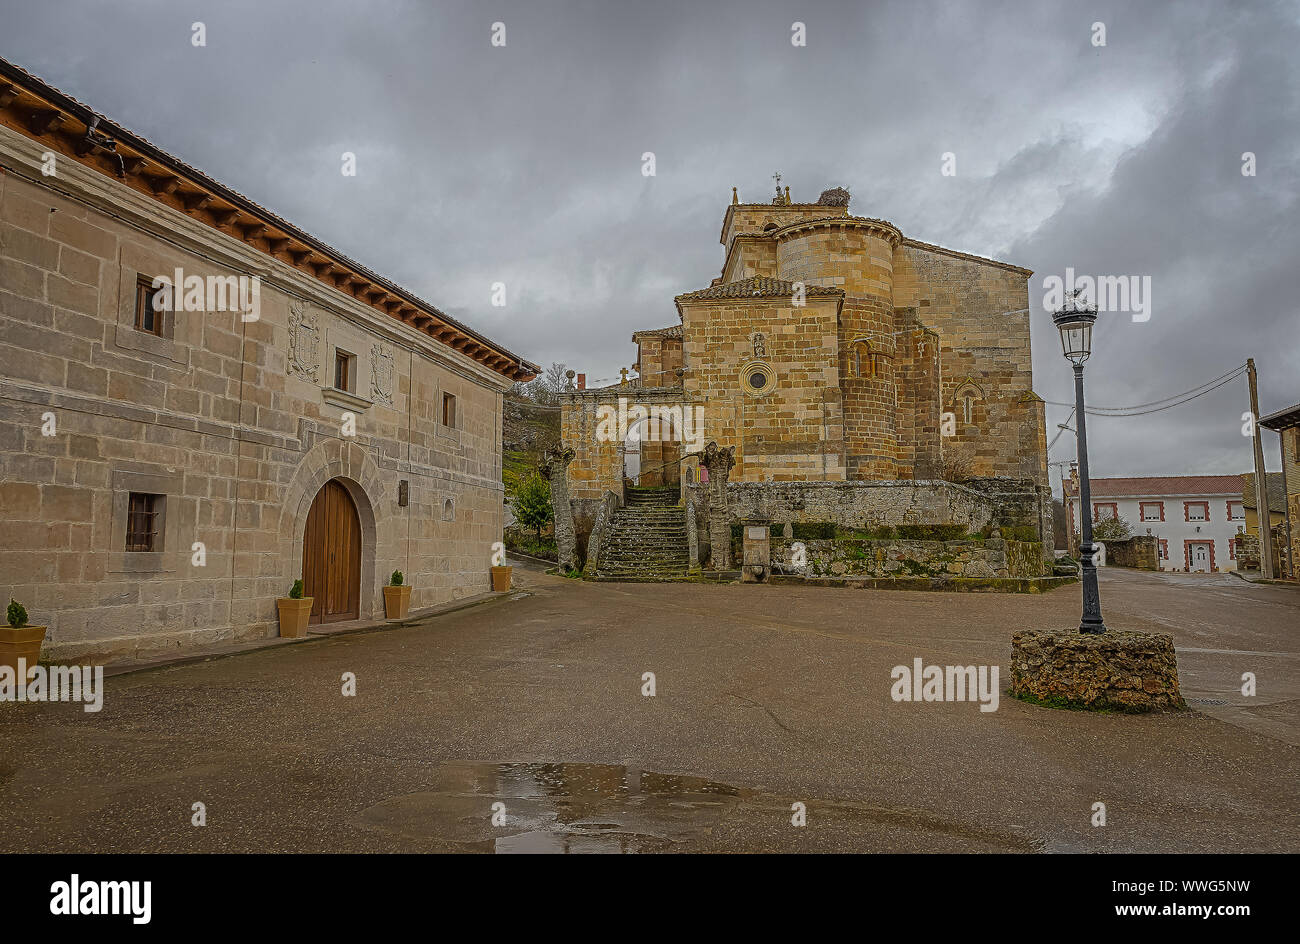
[302,478,361,623]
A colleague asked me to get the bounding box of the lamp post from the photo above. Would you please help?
[1053,292,1106,634]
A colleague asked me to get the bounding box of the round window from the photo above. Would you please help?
[741,360,775,397]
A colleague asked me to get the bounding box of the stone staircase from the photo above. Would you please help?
[593,486,689,580]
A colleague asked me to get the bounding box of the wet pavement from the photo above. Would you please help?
[1,565,1296,853]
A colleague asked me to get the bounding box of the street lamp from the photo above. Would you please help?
[1053,291,1106,634]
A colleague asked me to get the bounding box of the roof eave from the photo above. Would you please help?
[0,57,538,382]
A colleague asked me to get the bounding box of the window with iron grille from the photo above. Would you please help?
[126,493,162,551]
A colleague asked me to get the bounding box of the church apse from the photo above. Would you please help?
[560,180,1048,500]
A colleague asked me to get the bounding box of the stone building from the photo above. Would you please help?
[0,59,537,662]
[1259,402,1300,578]
[560,183,1051,574]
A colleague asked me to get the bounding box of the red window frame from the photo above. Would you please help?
[1139,501,1165,522]
[1184,501,1209,522]
[1093,502,1119,522]
[1226,500,1245,521]
[1158,539,1168,560]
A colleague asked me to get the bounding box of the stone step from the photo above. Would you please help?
[592,498,688,580]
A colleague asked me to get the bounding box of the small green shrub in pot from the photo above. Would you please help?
[390,570,404,586]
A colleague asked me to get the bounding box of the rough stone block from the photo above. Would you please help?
[1009,629,1185,712]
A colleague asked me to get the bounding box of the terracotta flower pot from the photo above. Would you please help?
[0,625,46,673]
[383,584,412,620]
[490,565,512,592]
[276,598,313,638]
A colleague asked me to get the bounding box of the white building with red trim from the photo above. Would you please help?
[1062,472,1245,572]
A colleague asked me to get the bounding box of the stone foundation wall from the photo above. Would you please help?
[1009,629,1185,712]
[1006,540,1048,577]
[771,537,1029,579]
[1102,535,1159,570]
[1233,531,1261,570]
[728,480,999,532]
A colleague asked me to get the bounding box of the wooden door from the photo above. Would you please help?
[302,479,361,623]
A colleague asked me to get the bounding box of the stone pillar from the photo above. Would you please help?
[539,444,578,572]
[685,499,701,575]
[701,441,736,569]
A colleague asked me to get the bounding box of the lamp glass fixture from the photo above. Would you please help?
[1052,308,1097,365]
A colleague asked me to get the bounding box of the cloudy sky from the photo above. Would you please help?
[3,0,1296,491]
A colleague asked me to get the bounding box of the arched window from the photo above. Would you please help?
[952,379,984,429]
[851,339,875,377]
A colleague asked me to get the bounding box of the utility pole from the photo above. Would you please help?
[1247,358,1274,578]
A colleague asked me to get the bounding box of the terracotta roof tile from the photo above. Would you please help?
[1062,474,1243,499]
[675,276,844,302]
[632,324,683,340]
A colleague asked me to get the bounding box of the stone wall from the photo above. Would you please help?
[773,219,902,479]
[1283,426,1300,578]
[726,479,1002,532]
[772,536,1023,578]
[893,241,1046,485]
[558,385,694,501]
[1006,540,1048,577]
[1233,531,1261,570]
[679,291,847,482]
[1103,535,1159,570]
[1010,629,1185,712]
[0,129,513,662]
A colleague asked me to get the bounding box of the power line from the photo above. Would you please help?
[1042,364,1247,416]
[1047,408,1075,453]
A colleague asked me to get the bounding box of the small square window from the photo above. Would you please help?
[126,493,162,551]
[442,392,457,428]
[334,350,355,393]
[1227,501,1245,521]
[134,275,168,336]
[1186,502,1208,522]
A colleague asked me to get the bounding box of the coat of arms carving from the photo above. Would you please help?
[287,301,320,381]
[370,344,395,404]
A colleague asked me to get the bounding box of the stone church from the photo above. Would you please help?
[560,182,1051,574]
[0,58,536,662]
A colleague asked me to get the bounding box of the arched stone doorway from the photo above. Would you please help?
[623,414,682,487]
[622,417,647,484]
[302,478,361,623]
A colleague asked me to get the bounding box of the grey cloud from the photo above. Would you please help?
[2,0,1294,484]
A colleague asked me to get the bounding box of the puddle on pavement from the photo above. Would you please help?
[354,761,1042,853]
